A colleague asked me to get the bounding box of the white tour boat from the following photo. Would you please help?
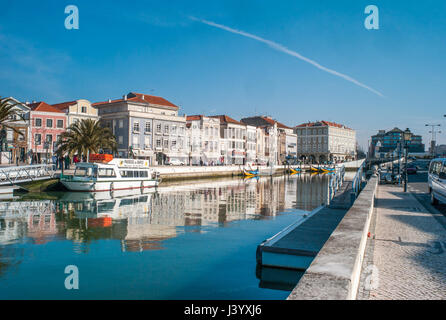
[60,154,161,192]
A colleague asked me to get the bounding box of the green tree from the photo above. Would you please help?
[56,119,117,161]
[0,96,26,135]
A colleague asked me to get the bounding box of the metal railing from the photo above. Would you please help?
[351,160,366,203]
[0,164,56,186]
[328,165,345,202]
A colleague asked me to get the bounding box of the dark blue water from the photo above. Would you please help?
[0,174,330,299]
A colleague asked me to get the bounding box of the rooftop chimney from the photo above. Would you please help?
[142,94,145,99]
[108,99,111,103]
[123,95,127,101]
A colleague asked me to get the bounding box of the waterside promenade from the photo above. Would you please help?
[288,168,446,300]
[358,183,446,299]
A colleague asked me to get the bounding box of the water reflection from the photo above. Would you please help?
[0,174,332,252]
[0,173,336,299]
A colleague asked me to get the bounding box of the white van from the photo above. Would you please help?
[428,158,446,204]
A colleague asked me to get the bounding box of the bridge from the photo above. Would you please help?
[0,164,56,186]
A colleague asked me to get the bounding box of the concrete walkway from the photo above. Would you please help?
[358,184,446,300]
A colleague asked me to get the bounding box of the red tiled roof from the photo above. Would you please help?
[241,116,292,129]
[51,101,77,110]
[296,121,353,130]
[186,115,204,121]
[93,92,179,110]
[260,116,292,129]
[209,115,244,126]
[28,102,65,113]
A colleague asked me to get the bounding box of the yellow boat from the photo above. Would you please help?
[290,168,301,174]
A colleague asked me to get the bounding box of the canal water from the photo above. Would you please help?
[0,174,331,300]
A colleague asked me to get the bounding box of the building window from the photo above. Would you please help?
[35,134,41,145]
[118,136,123,144]
[133,122,140,133]
[119,119,124,128]
[35,118,42,127]
[164,140,169,148]
[144,136,151,149]
[156,139,161,148]
[145,122,151,133]
[164,125,169,134]
[81,106,87,113]
[156,124,162,133]
[46,135,52,144]
[172,125,177,134]
[132,135,139,149]
[46,119,53,128]
[57,120,64,128]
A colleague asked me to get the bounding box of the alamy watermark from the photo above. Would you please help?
[65,5,79,30]
[364,5,379,30]
[364,264,380,290]
[64,265,79,290]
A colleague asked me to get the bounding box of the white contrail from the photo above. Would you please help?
[190,17,384,97]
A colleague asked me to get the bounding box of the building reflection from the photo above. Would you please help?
[0,174,331,253]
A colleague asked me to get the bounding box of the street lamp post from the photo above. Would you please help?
[403,128,412,192]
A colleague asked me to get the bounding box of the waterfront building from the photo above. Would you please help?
[51,99,98,126]
[245,125,257,164]
[0,97,30,165]
[294,121,356,163]
[370,127,425,159]
[241,116,295,165]
[186,115,221,165]
[94,92,187,165]
[27,102,67,163]
[210,115,247,165]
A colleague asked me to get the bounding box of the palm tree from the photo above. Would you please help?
[0,96,27,136]
[56,119,117,161]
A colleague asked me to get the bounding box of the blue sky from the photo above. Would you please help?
[1,0,446,148]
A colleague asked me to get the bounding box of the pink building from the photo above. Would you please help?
[28,102,67,163]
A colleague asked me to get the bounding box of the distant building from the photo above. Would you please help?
[434,144,446,157]
[210,115,247,165]
[186,115,221,165]
[241,116,296,165]
[0,97,30,164]
[27,102,67,163]
[370,127,425,158]
[245,125,257,164]
[51,99,98,126]
[94,92,187,165]
[294,121,356,163]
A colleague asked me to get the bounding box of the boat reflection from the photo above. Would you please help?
[1,174,332,253]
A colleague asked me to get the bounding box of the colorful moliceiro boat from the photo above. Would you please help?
[60,154,161,192]
[289,167,301,174]
[243,169,259,177]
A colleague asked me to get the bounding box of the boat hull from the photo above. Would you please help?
[61,179,159,192]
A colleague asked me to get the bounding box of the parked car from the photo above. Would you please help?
[165,158,185,166]
[428,158,446,204]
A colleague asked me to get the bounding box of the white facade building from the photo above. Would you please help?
[294,121,356,163]
[186,115,221,165]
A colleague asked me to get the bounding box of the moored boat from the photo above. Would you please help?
[60,154,161,192]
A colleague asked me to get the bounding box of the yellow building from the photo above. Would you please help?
[52,99,98,126]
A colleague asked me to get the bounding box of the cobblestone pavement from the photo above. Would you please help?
[359,182,446,300]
